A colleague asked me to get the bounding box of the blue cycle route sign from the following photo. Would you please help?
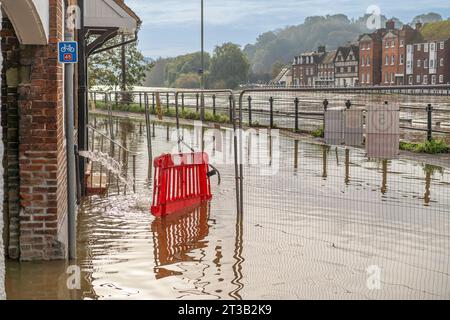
[58,41,78,64]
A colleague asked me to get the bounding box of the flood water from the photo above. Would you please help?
[5,114,450,300]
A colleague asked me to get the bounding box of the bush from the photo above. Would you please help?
[311,127,324,138]
[400,139,449,154]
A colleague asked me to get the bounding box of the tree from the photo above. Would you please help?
[164,52,210,87]
[88,36,152,91]
[174,73,201,88]
[209,43,250,89]
[271,60,286,79]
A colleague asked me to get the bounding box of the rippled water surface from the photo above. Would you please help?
[5,115,450,300]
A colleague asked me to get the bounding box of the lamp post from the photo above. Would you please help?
[200,0,205,121]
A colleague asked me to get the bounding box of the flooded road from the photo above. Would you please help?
[5,115,450,299]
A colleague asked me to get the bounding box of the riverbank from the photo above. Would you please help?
[90,109,450,169]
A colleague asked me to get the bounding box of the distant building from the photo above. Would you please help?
[272,67,293,86]
[359,29,386,86]
[381,20,419,86]
[292,46,326,87]
[406,22,450,85]
[334,44,359,87]
[315,50,337,87]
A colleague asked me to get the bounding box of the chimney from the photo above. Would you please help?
[415,22,423,30]
[318,45,326,53]
[386,20,395,30]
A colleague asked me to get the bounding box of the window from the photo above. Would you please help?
[430,60,434,69]
[361,57,365,66]
[440,75,444,83]
[391,40,395,48]
[367,73,370,84]
[385,73,388,83]
[440,42,445,50]
[424,59,428,69]
[391,55,395,65]
[431,43,435,51]
[431,75,436,85]
[417,75,421,83]
[348,66,352,73]
[417,44,421,51]
[423,75,428,84]
[417,59,421,68]
[400,54,404,65]
[362,73,365,84]
[385,40,389,48]
[440,58,444,67]
[408,75,413,85]
[385,55,389,65]
[367,56,370,66]
[340,67,344,73]
[424,43,429,52]
[407,45,413,53]
[391,73,394,83]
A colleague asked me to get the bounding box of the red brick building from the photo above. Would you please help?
[406,24,450,85]
[359,29,385,86]
[1,0,140,262]
[316,50,336,87]
[292,46,326,87]
[381,20,419,86]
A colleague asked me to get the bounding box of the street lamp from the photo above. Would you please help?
[200,0,205,121]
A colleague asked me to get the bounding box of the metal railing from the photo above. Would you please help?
[86,124,139,194]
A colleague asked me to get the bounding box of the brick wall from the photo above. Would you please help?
[1,0,68,261]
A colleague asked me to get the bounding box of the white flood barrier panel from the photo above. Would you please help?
[366,103,400,159]
[324,108,345,146]
[344,109,364,147]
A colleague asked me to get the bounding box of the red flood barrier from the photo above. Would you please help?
[151,152,212,217]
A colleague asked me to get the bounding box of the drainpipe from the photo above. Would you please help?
[77,0,87,196]
[65,0,77,259]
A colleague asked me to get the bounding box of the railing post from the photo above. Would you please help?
[269,97,274,128]
[133,154,137,193]
[166,92,170,110]
[175,94,180,129]
[427,103,433,141]
[152,93,156,113]
[248,96,252,127]
[94,91,97,107]
[212,94,216,116]
[294,97,299,132]
[229,95,233,124]
[345,99,352,109]
[323,99,329,133]
[181,93,185,111]
[115,92,118,109]
[196,93,200,112]
[139,92,142,111]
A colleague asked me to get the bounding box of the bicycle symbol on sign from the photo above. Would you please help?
[60,43,76,53]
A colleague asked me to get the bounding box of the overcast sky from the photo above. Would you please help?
[126,0,450,59]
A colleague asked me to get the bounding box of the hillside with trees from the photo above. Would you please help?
[144,12,446,86]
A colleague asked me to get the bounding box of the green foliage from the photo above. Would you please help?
[208,43,250,89]
[400,139,449,154]
[174,73,201,88]
[271,60,286,79]
[311,127,324,138]
[420,20,450,41]
[88,36,152,91]
[165,52,210,87]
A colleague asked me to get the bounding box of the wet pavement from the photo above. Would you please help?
[5,115,450,300]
